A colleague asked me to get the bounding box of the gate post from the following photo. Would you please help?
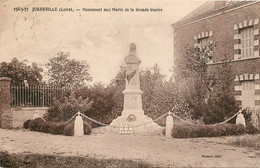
[165,111,173,137]
[0,77,12,128]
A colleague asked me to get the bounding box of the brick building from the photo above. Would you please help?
[172,1,260,109]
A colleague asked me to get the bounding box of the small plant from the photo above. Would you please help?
[245,122,259,134]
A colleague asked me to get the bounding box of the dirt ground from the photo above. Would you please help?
[0,128,259,167]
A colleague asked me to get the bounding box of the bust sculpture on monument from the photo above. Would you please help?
[109,43,162,134]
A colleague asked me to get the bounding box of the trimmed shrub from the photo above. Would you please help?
[24,119,32,129]
[25,117,91,136]
[83,122,91,135]
[49,123,65,135]
[171,124,249,138]
[62,122,74,136]
[29,118,46,131]
[40,122,51,133]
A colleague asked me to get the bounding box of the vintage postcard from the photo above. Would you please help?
[0,0,259,167]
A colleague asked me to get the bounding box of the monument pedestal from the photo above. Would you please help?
[108,112,163,134]
[108,43,163,135]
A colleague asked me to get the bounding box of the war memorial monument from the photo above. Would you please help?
[109,43,162,134]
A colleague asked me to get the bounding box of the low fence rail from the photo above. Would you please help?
[11,85,64,107]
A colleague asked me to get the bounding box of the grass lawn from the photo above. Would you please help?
[229,134,260,150]
[1,128,259,167]
[0,151,152,168]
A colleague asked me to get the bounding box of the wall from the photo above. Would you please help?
[173,2,260,64]
[0,77,12,128]
[173,2,260,109]
[12,107,48,128]
[0,77,49,129]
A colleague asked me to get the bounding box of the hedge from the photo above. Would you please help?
[171,124,258,138]
[24,118,91,136]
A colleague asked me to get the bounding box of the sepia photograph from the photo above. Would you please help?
[0,0,259,167]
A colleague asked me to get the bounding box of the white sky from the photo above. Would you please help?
[0,0,205,85]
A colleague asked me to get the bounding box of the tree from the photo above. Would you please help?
[0,58,43,85]
[109,65,126,119]
[74,83,115,124]
[140,64,169,118]
[175,44,239,124]
[45,91,93,122]
[203,60,239,124]
[46,52,92,88]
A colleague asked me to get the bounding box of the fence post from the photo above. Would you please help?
[0,77,13,129]
[236,110,246,127]
[165,111,173,138]
[74,112,84,136]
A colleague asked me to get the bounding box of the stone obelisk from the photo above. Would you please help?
[109,43,162,134]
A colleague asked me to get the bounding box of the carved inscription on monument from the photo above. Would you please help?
[129,76,137,86]
[124,95,140,109]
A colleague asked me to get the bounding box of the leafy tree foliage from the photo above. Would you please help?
[0,58,43,85]
[46,83,115,126]
[140,64,174,118]
[175,44,239,124]
[202,61,239,124]
[109,65,126,118]
[46,63,189,126]
[45,91,93,122]
[74,83,115,124]
[109,64,185,125]
[46,52,92,88]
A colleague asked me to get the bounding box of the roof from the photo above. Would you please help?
[172,1,254,28]
[178,1,216,24]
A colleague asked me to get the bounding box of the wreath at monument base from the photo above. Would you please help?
[127,114,136,122]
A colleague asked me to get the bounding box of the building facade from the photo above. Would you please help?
[172,1,260,109]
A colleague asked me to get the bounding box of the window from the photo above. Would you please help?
[241,81,255,108]
[197,37,212,63]
[240,27,254,58]
[198,37,209,50]
[242,81,254,90]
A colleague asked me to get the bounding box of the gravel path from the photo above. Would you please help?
[0,128,259,167]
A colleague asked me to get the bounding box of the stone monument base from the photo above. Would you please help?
[107,114,164,135]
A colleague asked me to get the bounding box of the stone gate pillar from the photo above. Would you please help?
[0,77,12,129]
